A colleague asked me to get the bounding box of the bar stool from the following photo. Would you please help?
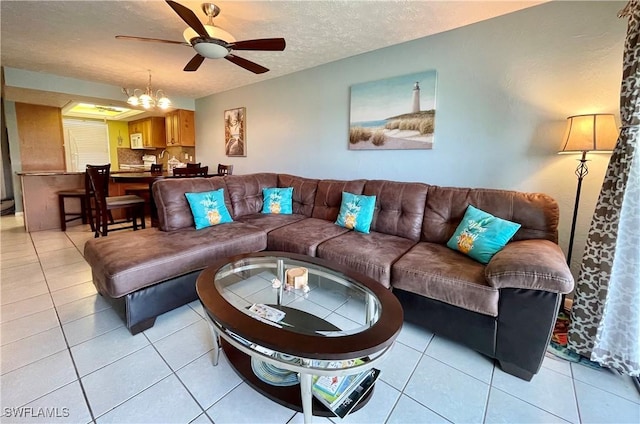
[57,188,89,231]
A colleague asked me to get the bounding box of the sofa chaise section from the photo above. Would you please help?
[84,177,267,334]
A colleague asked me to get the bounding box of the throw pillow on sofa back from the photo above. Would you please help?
[262,187,294,214]
[185,189,233,230]
[447,204,521,264]
[335,191,376,234]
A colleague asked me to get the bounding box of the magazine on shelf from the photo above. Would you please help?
[311,361,380,419]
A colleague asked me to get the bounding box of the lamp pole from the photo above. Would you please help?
[567,150,590,265]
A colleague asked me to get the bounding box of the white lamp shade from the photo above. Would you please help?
[183,25,235,44]
[560,114,619,153]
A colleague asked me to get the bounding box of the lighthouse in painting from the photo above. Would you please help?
[412,82,420,113]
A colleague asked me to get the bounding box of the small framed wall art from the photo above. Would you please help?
[224,107,246,157]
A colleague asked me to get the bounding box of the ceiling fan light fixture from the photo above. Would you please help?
[116,1,284,74]
[192,39,229,59]
[183,24,236,44]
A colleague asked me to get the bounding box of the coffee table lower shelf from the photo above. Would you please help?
[221,339,374,418]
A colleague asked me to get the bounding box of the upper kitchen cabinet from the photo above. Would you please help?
[128,117,166,148]
[165,109,195,146]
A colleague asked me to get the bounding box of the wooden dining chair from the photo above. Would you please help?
[86,164,146,237]
[217,164,234,176]
[186,162,201,169]
[173,166,208,177]
[125,163,163,209]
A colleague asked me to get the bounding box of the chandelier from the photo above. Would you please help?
[122,71,171,110]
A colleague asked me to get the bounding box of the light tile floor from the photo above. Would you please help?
[1,215,639,424]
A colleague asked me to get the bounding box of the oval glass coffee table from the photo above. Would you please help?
[196,252,403,423]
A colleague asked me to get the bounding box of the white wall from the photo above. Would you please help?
[195,1,626,279]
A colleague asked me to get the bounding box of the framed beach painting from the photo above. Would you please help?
[224,107,246,157]
[349,70,437,150]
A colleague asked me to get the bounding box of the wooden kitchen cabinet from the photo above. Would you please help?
[165,109,195,146]
[128,117,166,148]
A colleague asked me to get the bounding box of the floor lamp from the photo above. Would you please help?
[559,114,619,311]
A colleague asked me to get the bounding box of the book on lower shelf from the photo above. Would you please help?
[311,362,380,419]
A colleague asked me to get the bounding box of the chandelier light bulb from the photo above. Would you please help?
[127,95,139,106]
[157,96,171,110]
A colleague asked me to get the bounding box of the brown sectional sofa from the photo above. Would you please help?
[84,173,574,381]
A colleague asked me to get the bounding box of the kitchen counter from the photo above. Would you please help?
[17,171,84,176]
[18,172,85,232]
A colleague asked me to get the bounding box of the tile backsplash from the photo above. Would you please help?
[117,147,196,169]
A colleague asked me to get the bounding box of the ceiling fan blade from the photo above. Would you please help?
[229,38,286,51]
[115,35,189,46]
[165,0,208,38]
[184,54,206,72]
[225,54,269,74]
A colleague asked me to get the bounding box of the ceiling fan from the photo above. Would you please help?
[116,0,286,74]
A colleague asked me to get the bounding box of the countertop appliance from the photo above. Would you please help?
[142,155,157,170]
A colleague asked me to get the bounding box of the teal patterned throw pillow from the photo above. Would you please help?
[335,192,376,234]
[185,189,233,230]
[446,205,521,264]
[261,187,293,214]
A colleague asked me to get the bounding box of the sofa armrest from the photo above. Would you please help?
[485,240,574,294]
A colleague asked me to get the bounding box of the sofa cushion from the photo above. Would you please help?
[84,223,267,298]
[237,213,307,233]
[335,192,376,233]
[267,218,350,256]
[225,173,278,218]
[317,231,416,288]
[153,177,230,232]
[185,189,233,229]
[261,187,293,214]
[277,174,318,217]
[392,242,499,317]
[364,180,428,241]
[311,179,366,221]
[447,205,521,264]
[421,186,559,245]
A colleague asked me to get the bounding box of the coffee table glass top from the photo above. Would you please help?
[213,255,381,337]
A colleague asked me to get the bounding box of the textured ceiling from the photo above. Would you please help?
[1,0,544,104]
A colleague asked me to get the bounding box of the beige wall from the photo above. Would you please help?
[15,103,65,171]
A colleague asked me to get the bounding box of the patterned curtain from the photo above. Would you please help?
[567,1,640,376]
